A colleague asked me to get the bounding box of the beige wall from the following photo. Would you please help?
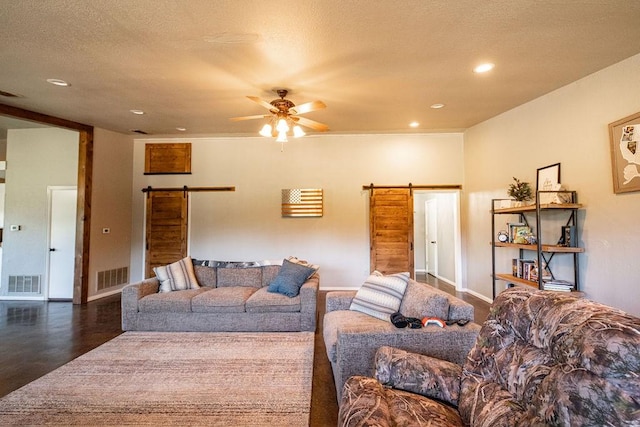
[463,53,640,315]
[1,127,78,297]
[130,133,464,288]
[0,126,133,300]
[88,128,134,299]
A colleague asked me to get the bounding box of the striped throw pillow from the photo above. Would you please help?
[349,271,410,321]
[154,256,200,293]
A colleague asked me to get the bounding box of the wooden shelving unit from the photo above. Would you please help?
[494,242,584,253]
[491,191,584,298]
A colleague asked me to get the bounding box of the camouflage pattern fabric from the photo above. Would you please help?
[338,287,640,426]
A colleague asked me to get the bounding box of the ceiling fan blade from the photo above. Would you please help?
[290,100,326,115]
[229,114,270,122]
[247,96,277,111]
[293,116,329,132]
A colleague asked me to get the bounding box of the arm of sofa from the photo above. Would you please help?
[374,345,462,407]
[447,297,474,322]
[299,273,319,331]
[326,291,356,313]
[333,322,480,399]
[121,278,159,331]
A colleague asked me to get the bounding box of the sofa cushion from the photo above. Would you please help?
[154,256,200,293]
[191,287,256,313]
[246,287,301,313]
[217,267,263,289]
[398,279,449,320]
[349,271,409,322]
[261,265,282,287]
[138,287,211,313]
[375,346,462,407]
[193,265,216,287]
[339,376,464,427]
[268,259,317,297]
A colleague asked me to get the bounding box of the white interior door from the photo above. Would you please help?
[426,199,438,276]
[48,187,77,300]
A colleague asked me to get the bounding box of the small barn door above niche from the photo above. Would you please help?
[144,143,191,175]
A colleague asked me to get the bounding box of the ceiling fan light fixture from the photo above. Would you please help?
[276,131,288,143]
[232,89,328,147]
[293,125,305,138]
[276,118,289,133]
[259,124,273,137]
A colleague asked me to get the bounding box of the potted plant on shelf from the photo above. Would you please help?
[507,177,533,207]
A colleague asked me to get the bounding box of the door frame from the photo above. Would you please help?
[46,186,77,300]
[414,190,463,291]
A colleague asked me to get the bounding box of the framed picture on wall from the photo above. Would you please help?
[608,111,640,194]
[537,163,562,204]
[536,163,561,191]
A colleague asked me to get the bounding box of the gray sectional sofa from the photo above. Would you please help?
[122,262,319,332]
[323,278,481,399]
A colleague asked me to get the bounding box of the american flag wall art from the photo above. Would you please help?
[281,189,323,217]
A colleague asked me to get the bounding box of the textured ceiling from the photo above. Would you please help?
[1,0,640,137]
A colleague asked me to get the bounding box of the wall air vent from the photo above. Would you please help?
[97,267,129,290]
[8,275,41,293]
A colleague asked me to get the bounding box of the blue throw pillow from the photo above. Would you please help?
[268,259,316,297]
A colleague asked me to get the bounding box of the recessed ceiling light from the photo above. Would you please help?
[430,103,445,109]
[409,122,420,128]
[46,78,70,87]
[473,63,495,73]
[130,109,145,115]
[176,127,187,132]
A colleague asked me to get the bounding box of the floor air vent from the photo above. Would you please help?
[8,275,42,293]
[97,267,129,290]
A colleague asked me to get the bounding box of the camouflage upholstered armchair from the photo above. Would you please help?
[339,287,640,426]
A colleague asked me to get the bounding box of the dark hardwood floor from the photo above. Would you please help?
[0,275,489,426]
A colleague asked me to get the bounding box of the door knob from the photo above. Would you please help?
[49,248,56,252]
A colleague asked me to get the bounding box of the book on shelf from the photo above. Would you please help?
[508,223,525,243]
[512,259,551,281]
[543,280,575,292]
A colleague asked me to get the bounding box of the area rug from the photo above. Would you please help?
[0,331,314,426]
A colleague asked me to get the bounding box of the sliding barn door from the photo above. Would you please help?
[369,188,414,277]
[145,191,188,278]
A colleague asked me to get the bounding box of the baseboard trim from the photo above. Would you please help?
[0,296,45,301]
[460,288,493,304]
[88,287,124,302]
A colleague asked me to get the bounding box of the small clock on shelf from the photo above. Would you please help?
[497,230,509,243]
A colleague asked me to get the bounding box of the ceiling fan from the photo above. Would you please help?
[230,89,328,140]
